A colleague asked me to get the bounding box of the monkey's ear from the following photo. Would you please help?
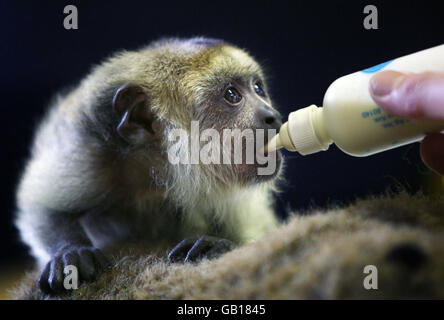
[113,84,159,145]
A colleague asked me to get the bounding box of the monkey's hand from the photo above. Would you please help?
[38,246,111,294]
[168,236,235,263]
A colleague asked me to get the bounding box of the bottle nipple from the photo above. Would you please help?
[264,105,331,155]
[264,133,283,153]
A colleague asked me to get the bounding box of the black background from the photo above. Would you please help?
[1,0,443,264]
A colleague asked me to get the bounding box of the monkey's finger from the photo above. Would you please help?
[78,249,97,281]
[48,257,64,293]
[185,237,212,262]
[168,238,198,263]
[204,239,235,260]
[62,251,80,268]
[92,248,111,270]
[62,251,81,282]
[38,262,51,294]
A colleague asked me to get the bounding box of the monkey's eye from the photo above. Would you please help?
[254,81,266,97]
[224,87,242,105]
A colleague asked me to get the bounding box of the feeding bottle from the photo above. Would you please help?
[267,44,444,156]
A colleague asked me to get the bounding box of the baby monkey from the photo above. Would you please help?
[15,37,283,293]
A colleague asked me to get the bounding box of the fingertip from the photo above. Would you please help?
[93,249,111,269]
[38,263,51,293]
[370,70,407,98]
[369,71,412,118]
[48,258,64,293]
[78,249,96,281]
[371,72,444,120]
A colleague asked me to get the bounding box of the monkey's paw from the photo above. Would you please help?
[168,236,235,263]
[38,246,111,294]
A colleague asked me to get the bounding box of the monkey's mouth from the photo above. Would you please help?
[230,148,281,185]
[228,132,282,184]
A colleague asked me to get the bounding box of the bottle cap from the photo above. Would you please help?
[287,105,330,155]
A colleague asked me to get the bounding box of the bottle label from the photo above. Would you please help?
[360,107,409,129]
[361,60,393,73]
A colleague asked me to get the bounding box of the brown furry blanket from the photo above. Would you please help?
[12,193,444,299]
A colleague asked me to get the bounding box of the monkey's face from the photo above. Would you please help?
[185,46,283,186]
[112,42,282,193]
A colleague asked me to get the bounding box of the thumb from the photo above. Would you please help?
[369,71,444,120]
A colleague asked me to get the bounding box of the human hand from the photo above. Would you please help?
[370,71,444,175]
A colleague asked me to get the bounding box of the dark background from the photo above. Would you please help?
[1,0,443,265]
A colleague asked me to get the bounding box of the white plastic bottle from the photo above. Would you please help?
[267,44,444,156]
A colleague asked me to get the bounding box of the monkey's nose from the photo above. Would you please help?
[258,108,282,132]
